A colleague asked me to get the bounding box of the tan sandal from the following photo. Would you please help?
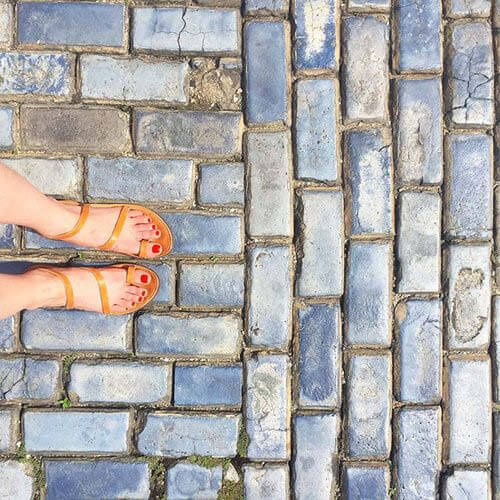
[33,264,159,315]
[53,202,173,258]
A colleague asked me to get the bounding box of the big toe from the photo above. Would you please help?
[133,269,154,286]
[142,242,163,259]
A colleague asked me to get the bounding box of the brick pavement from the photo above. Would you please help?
[0,0,499,498]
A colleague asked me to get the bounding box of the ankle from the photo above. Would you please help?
[22,270,66,310]
[34,199,78,238]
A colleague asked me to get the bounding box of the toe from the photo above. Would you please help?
[143,242,163,258]
[134,269,153,286]
[135,223,156,232]
[126,285,144,297]
[111,304,128,314]
[139,229,161,241]
[130,214,151,224]
[115,298,131,310]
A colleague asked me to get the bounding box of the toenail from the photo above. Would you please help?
[147,218,152,223]
[152,224,156,230]
[141,274,149,283]
[138,296,143,302]
[155,230,160,237]
[152,244,161,253]
[141,290,147,296]
[131,302,136,306]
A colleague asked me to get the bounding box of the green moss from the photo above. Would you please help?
[147,457,165,484]
[62,354,77,378]
[218,478,244,500]
[16,443,26,461]
[389,487,396,497]
[57,397,72,409]
[186,456,230,469]
[236,423,249,458]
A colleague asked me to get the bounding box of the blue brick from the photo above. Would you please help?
[346,242,391,346]
[161,213,242,256]
[396,78,443,183]
[396,408,441,500]
[0,358,59,402]
[295,79,337,181]
[396,0,441,72]
[397,300,442,403]
[0,316,14,352]
[136,314,241,358]
[22,310,130,352]
[293,414,337,499]
[246,354,289,460]
[444,470,490,499]
[138,414,240,457]
[446,134,493,239]
[166,463,222,499]
[0,462,33,499]
[45,461,150,500]
[245,22,287,124]
[343,465,389,500]
[0,409,14,451]
[133,8,239,53]
[298,304,340,408]
[347,354,391,458]
[449,0,491,16]
[199,163,244,205]
[87,158,193,204]
[495,413,500,491]
[243,465,288,499]
[495,298,500,401]
[0,107,13,148]
[245,0,287,14]
[25,229,85,250]
[179,264,244,307]
[298,190,343,296]
[0,224,15,249]
[0,4,12,46]
[24,411,129,453]
[248,246,291,348]
[346,129,393,235]
[69,362,171,404]
[147,264,174,304]
[348,0,390,10]
[293,0,336,70]
[18,2,124,47]
[0,52,73,96]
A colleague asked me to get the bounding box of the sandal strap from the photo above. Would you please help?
[126,265,136,285]
[139,240,149,258]
[53,204,90,240]
[99,206,129,252]
[39,268,74,309]
[87,268,110,314]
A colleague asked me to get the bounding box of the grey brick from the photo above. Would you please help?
[248,246,291,348]
[443,470,490,499]
[0,409,14,451]
[0,462,33,499]
[448,22,494,127]
[245,22,287,124]
[0,316,14,352]
[136,313,241,358]
[348,0,390,11]
[81,56,188,103]
[343,465,390,499]
[495,412,500,492]
[179,264,244,307]
[395,78,443,184]
[342,16,389,122]
[346,354,391,458]
[45,461,150,500]
[0,4,13,46]
[134,110,242,156]
[346,242,391,346]
[245,0,287,14]
[445,134,493,240]
[174,364,242,406]
[148,264,174,305]
[20,106,131,154]
[166,463,222,499]
[133,8,239,54]
[247,131,292,237]
[0,224,16,250]
[346,129,393,235]
[22,310,130,352]
[396,408,441,500]
[138,413,240,457]
[495,298,500,401]
[448,358,491,464]
[298,304,340,408]
[246,354,290,460]
[448,0,491,16]
[24,411,129,453]
[199,163,244,205]
[24,230,85,250]
[396,0,442,72]
[447,244,491,350]
[0,107,13,149]
[293,414,338,499]
[397,300,442,403]
[295,79,338,182]
[397,192,441,293]
[69,362,171,404]
[243,465,288,499]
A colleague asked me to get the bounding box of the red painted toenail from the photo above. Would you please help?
[155,231,160,237]
[152,244,161,253]
[142,290,147,296]
[138,296,143,302]
[131,302,136,307]
[147,218,152,223]
[152,224,157,230]
[141,274,148,283]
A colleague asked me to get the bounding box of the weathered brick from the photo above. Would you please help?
[346,129,393,235]
[243,465,288,499]
[397,300,442,403]
[81,56,188,102]
[0,224,15,250]
[396,408,441,499]
[24,411,129,453]
[247,131,292,237]
[179,263,244,307]
[295,79,338,181]
[343,465,390,499]
[246,354,289,460]
[199,163,244,205]
[136,313,241,358]
[346,242,391,346]
[342,16,389,122]
[495,412,500,491]
[69,362,171,404]
[448,358,491,464]
[348,0,390,10]
[495,298,500,401]
[448,22,494,127]
[447,244,491,350]
[20,106,131,154]
[298,304,340,408]
[24,229,84,250]
[0,107,13,149]
[245,0,287,14]
[0,316,14,353]
[148,264,174,304]
[293,0,336,70]
[138,414,240,457]
[395,78,443,184]
[397,192,441,292]
[448,0,491,16]
[0,462,33,499]
[0,4,12,46]
[134,110,241,156]
[445,134,493,240]
[22,310,130,352]
[293,414,338,499]
[166,463,222,499]
[133,8,239,54]
[18,2,124,47]
[174,364,242,406]
[248,246,291,348]
[396,0,442,72]
[0,409,14,451]
[346,354,391,458]
[443,470,490,499]
[45,461,150,500]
